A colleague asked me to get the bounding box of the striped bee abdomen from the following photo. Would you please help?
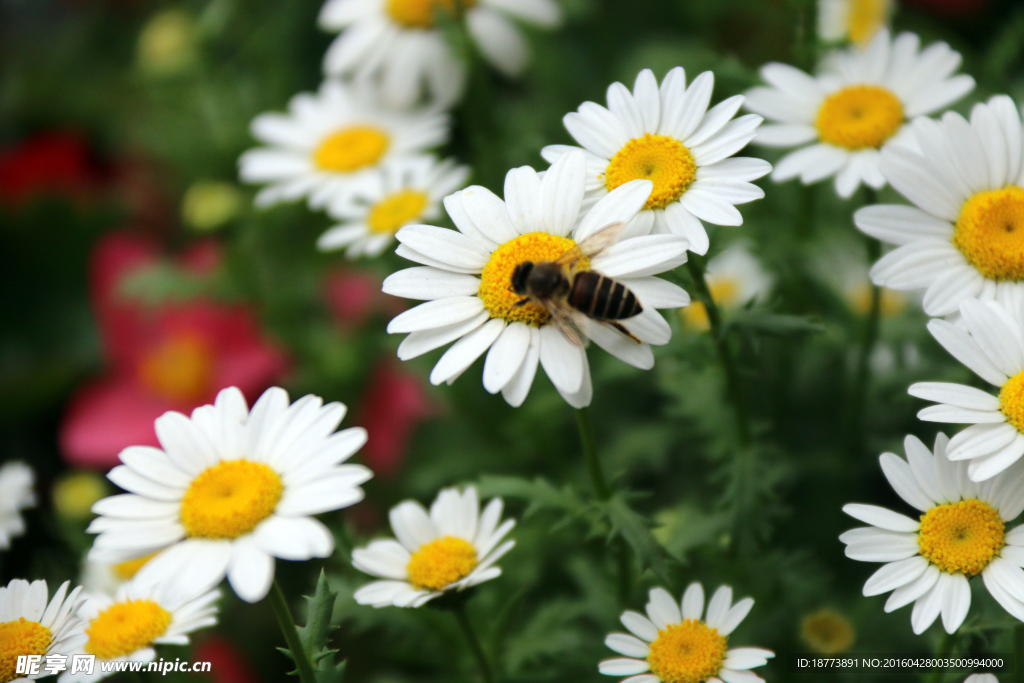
[568,270,642,320]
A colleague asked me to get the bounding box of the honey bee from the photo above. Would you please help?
[509,222,642,346]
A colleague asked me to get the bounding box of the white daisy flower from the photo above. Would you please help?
[599,584,774,683]
[0,462,34,551]
[86,386,372,604]
[352,486,514,608]
[238,80,449,210]
[908,299,1024,482]
[818,0,893,46]
[541,68,771,256]
[317,155,470,258]
[746,29,975,199]
[855,96,1024,317]
[59,580,219,683]
[381,150,691,408]
[683,242,772,329]
[841,433,1024,634]
[319,0,562,109]
[0,579,87,683]
[79,554,161,598]
[964,675,998,683]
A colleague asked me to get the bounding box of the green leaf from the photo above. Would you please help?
[726,309,824,337]
[477,474,590,518]
[289,571,347,683]
[603,496,676,586]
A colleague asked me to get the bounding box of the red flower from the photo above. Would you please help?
[193,637,260,683]
[60,232,289,469]
[0,132,102,205]
[356,361,433,477]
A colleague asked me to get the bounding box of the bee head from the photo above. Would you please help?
[510,261,533,295]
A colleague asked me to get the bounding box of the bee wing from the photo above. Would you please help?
[540,298,591,348]
[555,221,627,267]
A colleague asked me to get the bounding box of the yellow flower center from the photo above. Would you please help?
[917,499,1005,576]
[605,134,697,210]
[85,600,172,661]
[113,552,159,581]
[386,0,477,29]
[478,232,585,326]
[999,370,1024,433]
[683,279,740,330]
[138,334,214,404]
[368,190,429,234]
[800,609,856,654]
[849,284,905,316]
[0,619,51,683]
[952,186,1024,282]
[847,0,887,44]
[179,460,283,539]
[646,619,728,683]
[314,127,390,173]
[406,536,478,591]
[815,85,904,150]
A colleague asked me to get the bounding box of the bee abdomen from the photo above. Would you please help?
[569,271,642,321]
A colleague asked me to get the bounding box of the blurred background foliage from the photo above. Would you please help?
[4,0,1024,681]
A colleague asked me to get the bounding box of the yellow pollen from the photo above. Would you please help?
[180,460,283,539]
[478,232,585,326]
[953,186,1024,281]
[85,600,172,661]
[113,552,159,581]
[605,134,697,210]
[683,279,740,330]
[0,619,51,683]
[406,536,478,591]
[138,334,214,404]
[999,371,1024,433]
[646,619,728,683]
[847,0,887,45]
[314,127,390,173]
[800,609,855,654]
[386,0,477,29]
[815,85,903,150]
[368,190,429,235]
[917,499,1004,576]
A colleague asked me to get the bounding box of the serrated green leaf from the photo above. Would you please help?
[280,571,347,683]
[603,496,676,586]
[477,474,589,518]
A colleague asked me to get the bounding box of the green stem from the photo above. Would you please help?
[797,184,817,240]
[453,603,496,683]
[686,258,752,445]
[268,579,317,683]
[576,407,610,500]
[1014,624,1024,683]
[927,629,955,683]
[847,188,882,455]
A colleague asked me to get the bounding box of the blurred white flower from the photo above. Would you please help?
[318,155,469,258]
[59,580,219,683]
[319,0,562,109]
[239,80,448,210]
[818,0,893,46]
[0,462,34,551]
[683,242,772,329]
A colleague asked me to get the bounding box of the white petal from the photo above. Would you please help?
[842,504,919,532]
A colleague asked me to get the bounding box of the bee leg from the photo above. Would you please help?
[513,298,531,307]
[609,321,642,344]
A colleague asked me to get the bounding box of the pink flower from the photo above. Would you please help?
[357,361,433,477]
[60,232,288,469]
[0,131,103,205]
[193,637,261,683]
